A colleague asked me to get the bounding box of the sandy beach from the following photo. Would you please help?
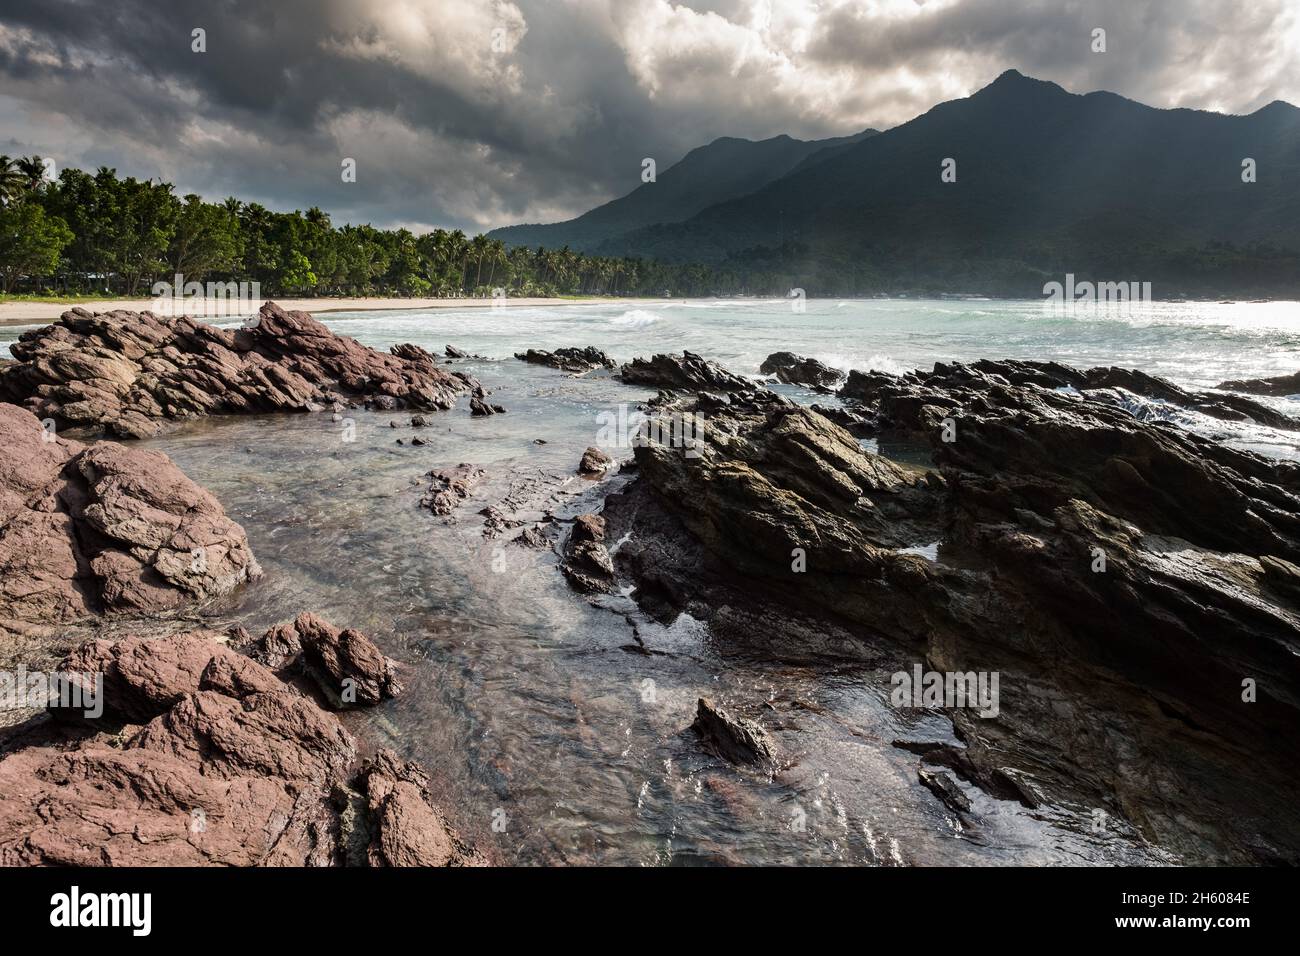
[0,295,663,327]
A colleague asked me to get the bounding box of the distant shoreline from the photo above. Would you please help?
[3,293,1295,328]
[0,295,663,327]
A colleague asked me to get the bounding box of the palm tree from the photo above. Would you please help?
[0,156,26,205]
[16,155,48,191]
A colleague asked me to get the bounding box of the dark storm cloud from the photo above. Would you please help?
[0,0,1296,232]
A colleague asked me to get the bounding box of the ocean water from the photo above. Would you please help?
[8,297,1295,864]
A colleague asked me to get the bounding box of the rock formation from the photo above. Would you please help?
[0,403,259,630]
[594,356,1300,862]
[578,446,613,475]
[760,351,846,390]
[0,626,481,866]
[560,513,615,594]
[620,351,755,392]
[0,302,468,438]
[691,697,779,767]
[515,347,616,373]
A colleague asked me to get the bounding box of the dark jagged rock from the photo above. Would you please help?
[560,514,615,594]
[691,697,778,767]
[1216,369,1300,397]
[596,360,1300,863]
[0,629,480,866]
[0,302,468,438]
[444,345,469,359]
[578,446,613,475]
[470,396,506,416]
[420,464,486,516]
[0,403,260,630]
[620,351,755,392]
[918,767,972,815]
[760,351,846,390]
[514,347,616,373]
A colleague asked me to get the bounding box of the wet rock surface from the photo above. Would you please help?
[515,347,616,373]
[0,302,468,439]
[691,697,779,767]
[578,446,613,475]
[420,464,487,516]
[760,351,846,391]
[1215,369,1300,397]
[561,513,616,594]
[0,403,260,630]
[0,626,480,866]
[620,351,755,392]
[594,356,1300,863]
[247,612,402,708]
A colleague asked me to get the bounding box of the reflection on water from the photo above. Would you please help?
[145,359,1167,865]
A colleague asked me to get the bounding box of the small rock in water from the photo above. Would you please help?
[691,697,779,767]
[918,767,972,815]
[578,446,613,475]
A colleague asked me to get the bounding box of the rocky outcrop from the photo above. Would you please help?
[348,750,485,867]
[691,698,779,767]
[1215,369,1300,397]
[759,351,845,390]
[620,351,755,392]
[578,446,613,475]
[247,613,402,708]
[0,302,468,438]
[842,358,1300,431]
[515,347,616,373]
[560,514,615,594]
[0,403,259,629]
[598,356,1300,863]
[0,627,480,866]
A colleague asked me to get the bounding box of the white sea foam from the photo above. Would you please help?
[610,309,661,328]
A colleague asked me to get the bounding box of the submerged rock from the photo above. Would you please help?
[0,302,468,438]
[620,351,754,392]
[691,697,779,767]
[760,351,846,390]
[515,347,616,373]
[0,403,260,629]
[420,464,486,516]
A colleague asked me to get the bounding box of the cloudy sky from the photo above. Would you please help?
[2,0,1297,233]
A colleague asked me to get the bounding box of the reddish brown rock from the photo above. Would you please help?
[578,446,613,475]
[561,513,615,594]
[0,403,260,628]
[352,750,485,867]
[242,612,401,707]
[0,629,479,867]
[420,464,486,516]
[0,302,468,439]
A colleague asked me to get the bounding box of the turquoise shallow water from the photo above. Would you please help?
[306,296,1300,459]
